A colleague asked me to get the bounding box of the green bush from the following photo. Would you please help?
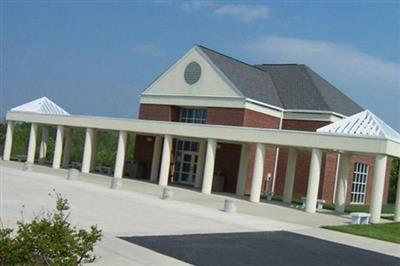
[0,192,102,265]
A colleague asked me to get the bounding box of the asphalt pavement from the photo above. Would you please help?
[122,231,400,266]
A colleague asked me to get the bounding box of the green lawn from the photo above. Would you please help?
[322,222,400,244]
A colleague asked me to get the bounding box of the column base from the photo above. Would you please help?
[67,168,80,180]
[22,162,33,171]
[110,177,123,189]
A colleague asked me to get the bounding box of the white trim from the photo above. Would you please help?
[6,111,400,158]
[141,46,197,95]
[140,95,245,109]
[284,109,347,118]
[195,46,245,98]
[350,162,369,204]
[244,102,283,118]
[245,98,284,112]
[284,112,343,123]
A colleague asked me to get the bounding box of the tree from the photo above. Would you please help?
[0,191,102,265]
[388,159,399,203]
[0,122,5,157]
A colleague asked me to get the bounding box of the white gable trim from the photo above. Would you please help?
[317,110,400,143]
[141,45,244,98]
[10,97,70,116]
[195,46,244,97]
[141,46,197,95]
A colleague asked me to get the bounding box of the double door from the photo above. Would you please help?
[174,140,199,185]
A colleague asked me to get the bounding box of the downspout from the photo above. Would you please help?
[271,110,284,194]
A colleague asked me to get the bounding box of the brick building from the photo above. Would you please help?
[135,45,393,205]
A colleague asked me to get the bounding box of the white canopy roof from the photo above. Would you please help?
[317,109,400,143]
[10,97,70,116]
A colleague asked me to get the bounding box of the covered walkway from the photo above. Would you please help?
[2,98,400,224]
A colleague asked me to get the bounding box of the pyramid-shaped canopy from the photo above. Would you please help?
[10,97,70,116]
[317,110,400,142]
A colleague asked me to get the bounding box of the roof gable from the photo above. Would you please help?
[317,110,400,142]
[141,46,244,99]
[10,97,70,116]
[198,46,283,108]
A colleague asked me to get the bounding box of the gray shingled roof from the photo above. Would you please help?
[198,45,362,116]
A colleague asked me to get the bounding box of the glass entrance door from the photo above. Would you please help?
[174,140,199,185]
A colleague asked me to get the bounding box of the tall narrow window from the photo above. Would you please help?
[351,162,369,204]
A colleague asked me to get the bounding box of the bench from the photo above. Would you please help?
[350,212,371,224]
[301,197,326,210]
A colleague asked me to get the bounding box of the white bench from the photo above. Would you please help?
[301,197,326,210]
[350,212,371,224]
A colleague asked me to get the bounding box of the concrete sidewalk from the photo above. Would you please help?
[1,161,399,264]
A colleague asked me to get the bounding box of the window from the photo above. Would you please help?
[179,108,207,124]
[351,162,369,204]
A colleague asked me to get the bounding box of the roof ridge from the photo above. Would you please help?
[254,65,287,109]
[255,63,301,66]
[304,65,363,111]
[300,65,330,110]
[197,45,268,74]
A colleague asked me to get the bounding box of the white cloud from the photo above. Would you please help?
[243,35,400,129]
[179,1,270,23]
[214,4,270,23]
[131,44,164,57]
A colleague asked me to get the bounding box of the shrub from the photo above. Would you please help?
[0,192,102,265]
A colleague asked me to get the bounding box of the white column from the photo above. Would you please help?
[250,143,266,203]
[158,135,173,186]
[150,135,162,182]
[3,121,14,161]
[305,148,322,213]
[113,131,127,179]
[27,123,38,163]
[236,143,249,196]
[283,148,297,204]
[394,167,400,222]
[62,128,72,168]
[52,125,64,169]
[39,127,49,163]
[201,139,217,194]
[90,130,98,172]
[81,128,94,173]
[370,155,388,223]
[194,140,206,188]
[335,153,351,213]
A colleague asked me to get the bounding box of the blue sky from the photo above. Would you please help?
[1,1,399,130]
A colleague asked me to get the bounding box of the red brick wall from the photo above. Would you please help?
[139,104,179,122]
[207,107,244,126]
[282,119,330,132]
[243,109,281,128]
[133,135,155,179]
[320,153,339,202]
[214,143,241,193]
